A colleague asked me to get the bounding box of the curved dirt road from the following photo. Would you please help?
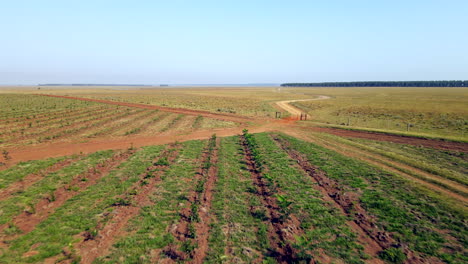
[275,95,331,116]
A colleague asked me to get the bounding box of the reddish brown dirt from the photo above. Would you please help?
[1,125,271,167]
[0,157,79,201]
[0,151,133,245]
[40,94,252,124]
[272,135,430,263]
[308,127,468,152]
[240,135,301,263]
[74,145,180,264]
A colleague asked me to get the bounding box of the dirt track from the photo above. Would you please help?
[275,95,331,117]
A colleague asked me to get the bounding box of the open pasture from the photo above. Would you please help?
[290,87,468,139]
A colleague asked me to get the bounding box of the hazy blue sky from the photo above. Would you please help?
[1,0,467,84]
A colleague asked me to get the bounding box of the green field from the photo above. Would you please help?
[290,87,468,139]
[0,86,466,263]
[0,133,465,263]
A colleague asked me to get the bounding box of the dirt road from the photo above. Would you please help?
[275,95,331,116]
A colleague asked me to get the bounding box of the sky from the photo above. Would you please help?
[1,0,467,85]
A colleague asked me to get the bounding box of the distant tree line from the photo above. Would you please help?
[280,80,468,87]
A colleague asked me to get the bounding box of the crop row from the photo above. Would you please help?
[278,133,467,263]
[1,104,237,149]
[0,94,108,121]
[1,133,463,263]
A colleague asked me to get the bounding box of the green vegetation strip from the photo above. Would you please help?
[0,157,66,189]
[205,136,267,263]
[315,124,468,144]
[0,146,163,263]
[311,133,468,197]
[327,134,468,186]
[94,140,204,263]
[249,132,365,263]
[0,151,114,225]
[278,133,468,263]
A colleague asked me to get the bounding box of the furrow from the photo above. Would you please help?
[0,150,134,245]
[0,157,80,201]
[272,135,421,263]
[240,134,298,263]
[164,136,218,263]
[74,145,180,264]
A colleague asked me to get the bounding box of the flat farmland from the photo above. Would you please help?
[0,86,467,263]
[31,87,316,118]
[289,87,468,139]
[0,94,238,150]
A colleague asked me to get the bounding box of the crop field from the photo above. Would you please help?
[0,86,467,263]
[0,94,237,149]
[0,132,465,263]
[30,87,315,117]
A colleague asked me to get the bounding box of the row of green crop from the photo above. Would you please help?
[247,132,367,263]
[343,136,468,185]
[308,132,468,197]
[0,150,115,226]
[0,104,109,131]
[160,114,184,133]
[94,140,205,263]
[2,107,137,141]
[0,157,66,189]
[278,133,467,263]
[0,145,164,263]
[205,135,269,263]
[0,95,104,120]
